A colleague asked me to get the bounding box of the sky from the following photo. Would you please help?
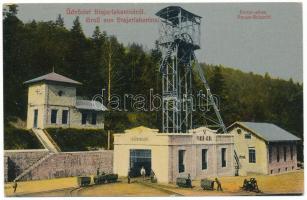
[14,3,302,82]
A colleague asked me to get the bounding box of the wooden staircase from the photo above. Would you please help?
[32,129,61,153]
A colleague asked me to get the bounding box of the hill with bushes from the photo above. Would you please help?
[4,124,43,150]
[46,128,109,151]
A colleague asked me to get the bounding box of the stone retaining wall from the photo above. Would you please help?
[4,149,49,181]
[4,150,113,182]
[4,156,8,182]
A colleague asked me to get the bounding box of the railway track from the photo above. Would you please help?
[69,180,183,197]
[69,187,81,196]
[69,185,91,196]
[136,180,183,196]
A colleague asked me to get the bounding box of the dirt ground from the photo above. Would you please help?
[4,177,78,196]
[5,170,304,197]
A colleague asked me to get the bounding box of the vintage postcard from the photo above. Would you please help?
[2,1,304,197]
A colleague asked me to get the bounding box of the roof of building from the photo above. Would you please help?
[228,121,301,142]
[156,6,201,24]
[124,126,159,134]
[76,100,107,111]
[24,72,82,85]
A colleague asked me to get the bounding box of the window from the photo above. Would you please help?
[283,146,287,162]
[202,149,208,170]
[290,145,294,160]
[277,146,280,162]
[91,112,97,125]
[62,110,68,124]
[269,145,273,163]
[82,112,87,125]
[51,109,57,124]
[249,148,256,163]
[244,133,251,139]
[58,90,64,96]
[178,150,185,173]
[270,170,273,174]
[33,109,38,128]
[221,148,227,167]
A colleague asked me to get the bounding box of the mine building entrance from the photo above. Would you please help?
[129,149,151,177]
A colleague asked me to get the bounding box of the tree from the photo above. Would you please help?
[3,4,18,18]
[71,16,83,37]
[264,72,270,79]
[92,26,102,41]
[55,14,64,27]
[209,66,225,97]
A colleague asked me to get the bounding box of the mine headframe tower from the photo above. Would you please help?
[156,6,227,133]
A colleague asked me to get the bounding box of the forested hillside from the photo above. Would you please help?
[3,5,303,159]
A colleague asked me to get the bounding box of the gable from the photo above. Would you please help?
[228,122,300,142]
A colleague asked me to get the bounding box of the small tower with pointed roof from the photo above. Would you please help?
[24,72,106,129]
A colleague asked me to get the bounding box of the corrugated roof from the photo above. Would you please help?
[229,122,300,142]
[24,72,82,85]
[76,100,107,111]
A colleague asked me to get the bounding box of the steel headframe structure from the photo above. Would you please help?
[156,6,227,133]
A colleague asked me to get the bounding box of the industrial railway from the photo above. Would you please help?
[69,179,183,197]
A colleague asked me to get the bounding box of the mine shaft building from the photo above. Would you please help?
[113,126,235,183]
[114,6,236,183]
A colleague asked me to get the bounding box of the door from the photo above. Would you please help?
[33,109,38,128]
[129,149,151,177]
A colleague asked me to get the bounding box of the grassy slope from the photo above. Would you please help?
[46,128,108,152]
[4,125,43,150]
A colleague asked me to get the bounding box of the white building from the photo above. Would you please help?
[113,126,235,183]
[24,72,107,129]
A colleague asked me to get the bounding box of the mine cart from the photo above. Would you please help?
[241,178,261,193]
[77,176,91,187]
[176,177,192,188]
[201,179,215,190]
[93,175,106,184]
[105,174,118,183]
[94,173,118,184]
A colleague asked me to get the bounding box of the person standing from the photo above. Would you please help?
[215,178,223,191]
[12,180,18,193]
[150,169,155,182]
[140,166,146,181]
[128,169,131,184]
[187,173,192,188]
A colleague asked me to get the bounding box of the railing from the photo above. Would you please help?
[32,129,50,151]
[32,129,59,153]
[43,129,61,152]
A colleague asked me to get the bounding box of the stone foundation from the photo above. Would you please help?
[4,149,49,181]
[4,150,113,182]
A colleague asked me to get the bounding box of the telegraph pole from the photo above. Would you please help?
[107,37,113,150]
